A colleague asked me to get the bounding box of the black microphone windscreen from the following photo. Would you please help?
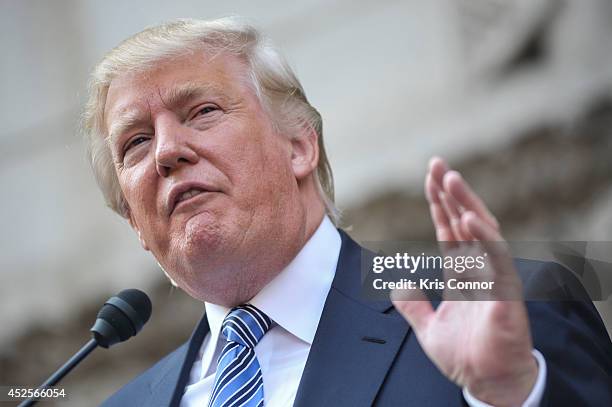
[92,289,152,347]
[117,288,153,326]
[96,304,136,342]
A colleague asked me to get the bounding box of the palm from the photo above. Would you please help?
[392,157,538,405]
[419,301,531,386]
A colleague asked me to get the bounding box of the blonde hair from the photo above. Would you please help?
[82,17,339,224]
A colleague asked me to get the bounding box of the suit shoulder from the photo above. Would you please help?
[513,258,594,301]
[100,342,189,407]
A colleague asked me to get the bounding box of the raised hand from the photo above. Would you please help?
[392,157,539,406]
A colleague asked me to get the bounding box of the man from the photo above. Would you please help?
[83,18,611,406]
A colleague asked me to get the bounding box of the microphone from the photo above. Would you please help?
[18,289,152,407]
[91,288,153,348]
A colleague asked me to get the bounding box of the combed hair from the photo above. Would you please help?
[82,17,340,224]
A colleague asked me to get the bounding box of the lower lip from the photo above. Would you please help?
[172,192,216,215]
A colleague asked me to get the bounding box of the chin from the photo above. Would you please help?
[178,209,252,276]
[181,210,227,258]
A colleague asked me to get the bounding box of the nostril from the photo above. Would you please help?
[157,164,171,177]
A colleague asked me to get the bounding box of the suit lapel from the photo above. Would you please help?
[148,310,210,407]
[293,231,410,407]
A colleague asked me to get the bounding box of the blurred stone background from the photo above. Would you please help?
[1,0,611,405]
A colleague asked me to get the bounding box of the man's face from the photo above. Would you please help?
[104,51,305,302]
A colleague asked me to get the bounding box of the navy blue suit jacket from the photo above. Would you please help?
[102,231,612,406]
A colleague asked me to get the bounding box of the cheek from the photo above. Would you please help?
[242,145,295,220]
[208,121,269,191]
[238,139,290,200]
[259,135,294,187]
[119,164,159,221]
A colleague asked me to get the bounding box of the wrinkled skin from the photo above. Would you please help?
[104,51,325,306]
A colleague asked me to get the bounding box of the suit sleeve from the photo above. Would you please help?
[523,261,612,406]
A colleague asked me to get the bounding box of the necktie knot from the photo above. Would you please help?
[222,304,272,348]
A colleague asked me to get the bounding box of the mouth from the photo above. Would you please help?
[168,184,218,216]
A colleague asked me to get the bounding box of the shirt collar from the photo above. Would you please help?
[205,216,342,345]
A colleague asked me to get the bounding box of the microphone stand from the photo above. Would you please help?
[18,339,98,407]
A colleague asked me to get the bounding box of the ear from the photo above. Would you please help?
[290,124,319,180]
[126,207,150,251]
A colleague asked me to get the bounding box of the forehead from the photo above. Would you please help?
[104,51,251,124]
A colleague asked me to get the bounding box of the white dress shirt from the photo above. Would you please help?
[181,216,547,406]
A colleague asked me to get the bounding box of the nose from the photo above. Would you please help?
[154,117,199,177]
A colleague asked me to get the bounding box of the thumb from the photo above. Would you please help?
[391,288,434,334]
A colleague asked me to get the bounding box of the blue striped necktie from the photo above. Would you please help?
[208,304,272,407]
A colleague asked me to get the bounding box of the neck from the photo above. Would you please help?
[198,185,326,307]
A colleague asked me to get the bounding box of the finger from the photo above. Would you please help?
[426,157,458,241]
[463,210,503,242]
[444,171,500,230]
[427,172,454,240]
[425,172,441,204]
[429,156,450,193]
[439,191,468,241]
[430,203,454,241]
[462,211,519,286]
[461,217,476,241]
[391,288,434,333]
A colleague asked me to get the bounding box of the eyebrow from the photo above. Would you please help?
[107,108,150,147]
[107,82,227,146]
[161,82,226,110]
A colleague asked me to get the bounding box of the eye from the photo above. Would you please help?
[193,105,219,118]
[124,135,150,153]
